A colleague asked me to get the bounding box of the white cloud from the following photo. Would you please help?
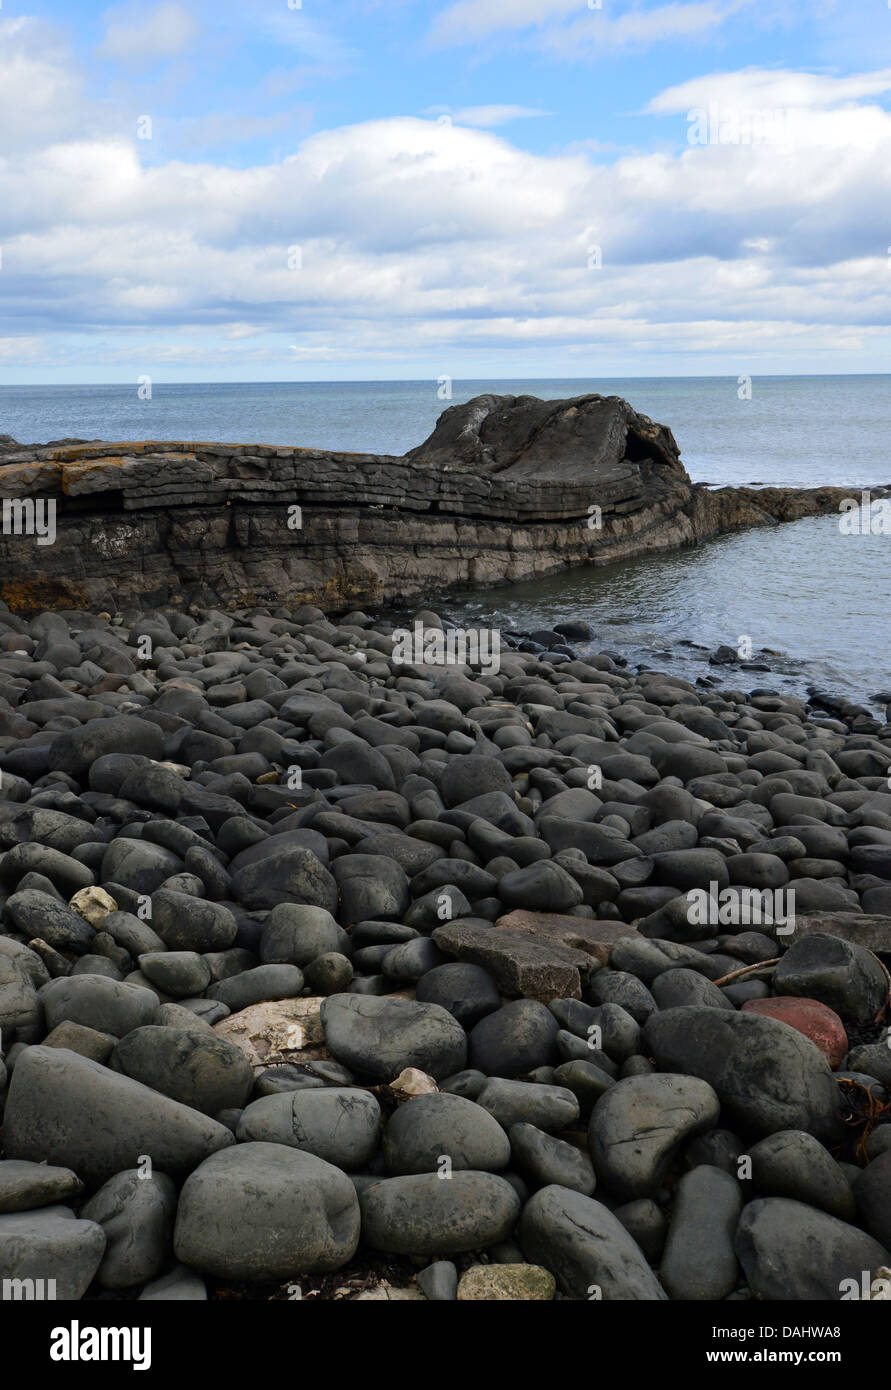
[98,2,199,62]
[0,18,93,153]
[435,105,550,127]
[3,17,891,374]
[429,0,751,52]
[429,0,579,46]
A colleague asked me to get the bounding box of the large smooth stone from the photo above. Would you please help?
[80,1170,177,1289]
[520,1186,667,1300]
[736,1197,890,1300]
[3,1046,234,1188]
[320,993,467,1082]
[382,1093,511,1174]
[853,1149,891,1249]
[588,1074,720,1198]
[38,975,160,1038]
[660,1165,742,1299]
[174,1143,360,1280]
[112,1026,255,1115]
[0,1205,106,1300]
[0,1160,83,1214]
[468,999,559,1078]
[642,1006,842,1142]
[48,715,165,780]
[748,1130,856,1221]
[740,996,848,1068]
[236,1089,381,1170]
[772,933,889,1025]
[359,1172,520,1255]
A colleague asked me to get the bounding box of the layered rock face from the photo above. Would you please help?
[0,394,853,614]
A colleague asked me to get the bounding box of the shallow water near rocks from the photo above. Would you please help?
[432,513,891,706]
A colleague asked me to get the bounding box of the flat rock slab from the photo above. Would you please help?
[213,997,328,1074]
[433,923,591,1001]
[495,911,643,965]
[792,913,891,956]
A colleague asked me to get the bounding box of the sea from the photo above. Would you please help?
[1,376,889,704]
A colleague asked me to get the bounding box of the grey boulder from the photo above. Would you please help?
[643,1006,841,1142]
[736,1197,890,1300]
[382,1093,511,1174]
[660,1165,742,1299]
[520,1186,667,1300]
[174,1142,360,1280]
[321,993,467,1082]
[236,1088,381,1170]
[2,1046,234,1187]
[80,1170,177,1289]
[0,1205,106,1300]
[359,1172,520,1255]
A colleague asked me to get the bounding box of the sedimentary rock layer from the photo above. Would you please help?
[0,394,859,614]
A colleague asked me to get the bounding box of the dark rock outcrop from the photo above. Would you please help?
[0,394,861,614]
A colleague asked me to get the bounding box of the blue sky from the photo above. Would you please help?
[2,0,891,381]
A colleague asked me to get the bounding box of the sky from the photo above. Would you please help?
[2,0,891,382]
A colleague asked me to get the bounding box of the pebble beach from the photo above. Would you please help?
[1,598,890,1303]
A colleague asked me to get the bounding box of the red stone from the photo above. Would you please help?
[741,996,848,1068]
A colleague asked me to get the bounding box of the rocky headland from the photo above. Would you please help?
[0,393,860,615]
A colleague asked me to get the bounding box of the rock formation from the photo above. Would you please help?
[0,393,859,614]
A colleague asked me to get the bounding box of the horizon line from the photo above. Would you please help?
[3,372,891,388]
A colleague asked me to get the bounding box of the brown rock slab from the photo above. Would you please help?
[0,398,848,616]
[495,910,643,965]
[432,922,590,1001]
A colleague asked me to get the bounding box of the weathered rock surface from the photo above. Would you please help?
[3,1046,234,1188]
[0,395,856,613]
[174,1143,361,1280]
